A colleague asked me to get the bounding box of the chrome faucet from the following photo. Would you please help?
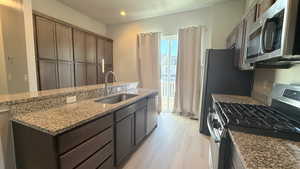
[104,71,118,96]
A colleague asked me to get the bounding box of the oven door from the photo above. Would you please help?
[207,112,228,169]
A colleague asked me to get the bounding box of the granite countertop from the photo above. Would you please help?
[12,88,158,136]
[0,82,136,105]
[212,94,300,169]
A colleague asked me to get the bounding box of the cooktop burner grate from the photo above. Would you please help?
[217,102,300,140]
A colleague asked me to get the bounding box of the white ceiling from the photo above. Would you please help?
[58,0,235,25]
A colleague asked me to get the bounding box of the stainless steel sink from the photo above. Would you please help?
[95,94,138,104]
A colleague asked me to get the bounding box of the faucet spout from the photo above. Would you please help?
[104,71,118,96]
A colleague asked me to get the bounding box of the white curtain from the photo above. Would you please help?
[137,32,161,111]
[173,26,207,118]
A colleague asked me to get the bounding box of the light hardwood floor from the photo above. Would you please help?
[122,113,210,169]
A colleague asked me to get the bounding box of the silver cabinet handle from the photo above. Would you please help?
[102,59,105,73]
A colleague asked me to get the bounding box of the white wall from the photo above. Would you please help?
[0,15,8,94]
[32,0,107,36]
[107,0,245,82]
[0,0,30,94]
[23,0,38,92]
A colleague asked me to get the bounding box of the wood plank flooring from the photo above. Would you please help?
[122,113,210,169]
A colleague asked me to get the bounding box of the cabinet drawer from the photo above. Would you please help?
[115,99,147,122]
[115,103,136,122]
[59,127,113,169]
[97,156,113,169]
[57,114,113,154]
[137,99,147,110]
[76,142,113,169]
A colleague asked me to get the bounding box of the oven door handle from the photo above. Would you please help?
[207,113,221,143]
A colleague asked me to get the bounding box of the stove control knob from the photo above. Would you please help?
[212,119,221,129]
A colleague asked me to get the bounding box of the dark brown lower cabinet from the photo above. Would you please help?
[115,99,148,166]
[13,114,114,169]
[13,97,152,169]
[135,107,147,145]
[98,156,114,169]
[115,114,134,165]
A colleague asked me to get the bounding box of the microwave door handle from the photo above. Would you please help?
[260,19,269,54]
[207,113,220,143]
[260,18,276,54]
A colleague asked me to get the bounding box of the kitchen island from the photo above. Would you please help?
[0,82,158,169]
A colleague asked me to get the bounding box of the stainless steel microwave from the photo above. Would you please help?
[245,0,300,64]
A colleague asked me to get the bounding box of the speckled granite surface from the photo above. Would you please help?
[12,88,157,136]
[212,94,300,169]
[0,82,137,106]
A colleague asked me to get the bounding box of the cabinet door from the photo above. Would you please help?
[87,63,97,85]
[73,29,86,62]
[56,23,73,61]
[97,38,105,64]
[147,96,158,134]
[35,16,57,60]
[58,62,74,88]
[104,40,113,65]
[39,60,58,90]
[86,34,97,63]
[135,107,147,145]
[97,65,104,84]
[75,63,87,86]
[115,114,134,165]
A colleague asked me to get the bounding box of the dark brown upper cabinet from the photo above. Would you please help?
[97,64,104,84]
[86,34,97,63]
[75,63,87,87]
[87,63,97,85]
[104,40,113,65]
[38,60,58,90]
[56,23,73,61]
[73,29,86,62]
[58,62,74,88]
[34,13,113,90]
[97,38,105,64]
[35,16,57,60]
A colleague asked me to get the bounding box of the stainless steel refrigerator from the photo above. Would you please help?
[199,49,253,135]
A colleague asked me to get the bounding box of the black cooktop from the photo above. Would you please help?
[216,102,300,141]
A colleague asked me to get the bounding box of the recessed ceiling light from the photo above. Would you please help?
[120,11,126,16]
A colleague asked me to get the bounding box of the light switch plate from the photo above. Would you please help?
[66,96,77,104]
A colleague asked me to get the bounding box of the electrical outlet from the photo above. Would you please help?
[66,96,77,104]
[117,87,121,92]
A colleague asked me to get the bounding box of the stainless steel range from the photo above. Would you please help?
[207,83,300,169]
